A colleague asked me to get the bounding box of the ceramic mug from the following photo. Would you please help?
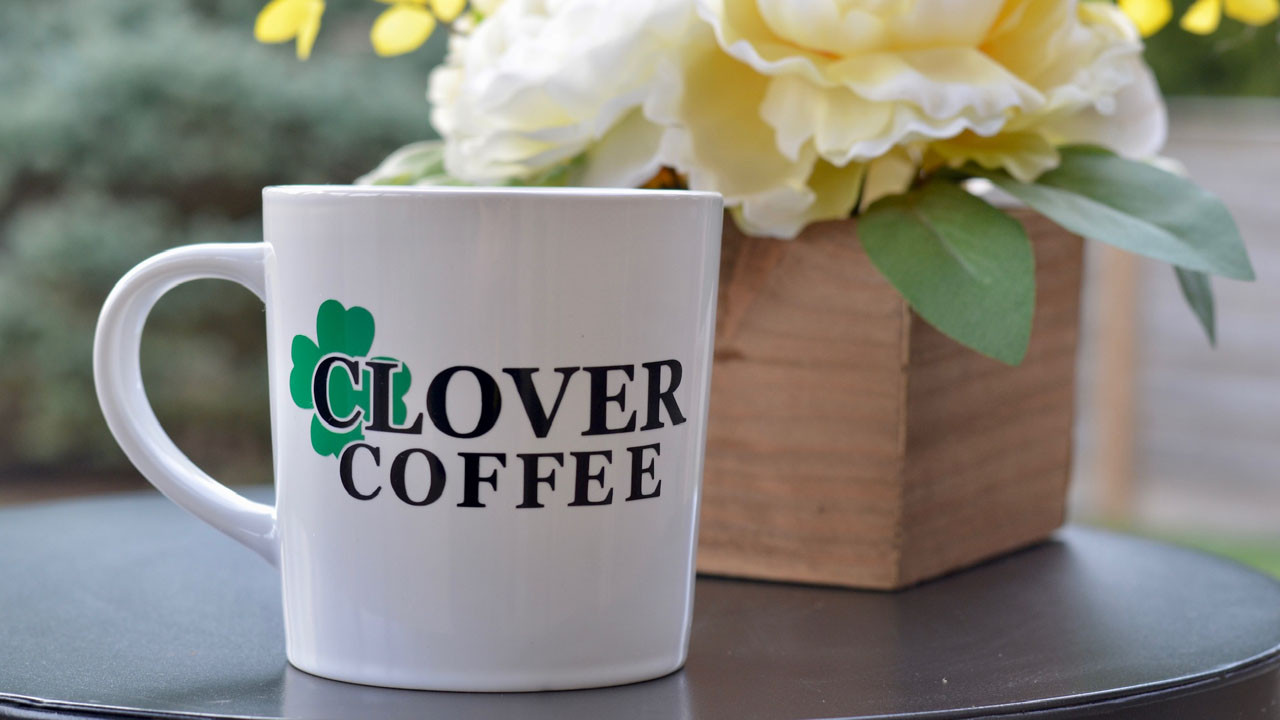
[93,186,723,691]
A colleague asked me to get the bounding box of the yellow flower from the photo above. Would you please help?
[255,0,325,60]
[645,0,1165,237]
[1118,0,1173,36]
[1121,0,1279,35]
[371,0,465,57]
[425,0,1167,238]
[1181,0,1279,34]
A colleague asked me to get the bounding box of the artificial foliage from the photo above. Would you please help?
[0,0,440,475]
[356,0,1254,365]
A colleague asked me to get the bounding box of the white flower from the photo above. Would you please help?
[426,0,1168,239]
[428,0,694,187]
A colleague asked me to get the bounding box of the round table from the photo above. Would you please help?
[2,490,1279,719]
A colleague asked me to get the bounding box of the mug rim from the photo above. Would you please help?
[264,185,722,203]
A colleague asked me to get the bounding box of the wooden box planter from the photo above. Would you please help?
[698,209,1084,590]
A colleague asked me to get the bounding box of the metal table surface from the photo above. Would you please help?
[1,489,1279,720]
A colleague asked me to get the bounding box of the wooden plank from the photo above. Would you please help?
[698,217,910,589]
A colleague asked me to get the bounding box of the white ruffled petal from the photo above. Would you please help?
[1044,55,1167,158]
[828,49,1044,120]
[431,0,695,183]
[578,109,666,188]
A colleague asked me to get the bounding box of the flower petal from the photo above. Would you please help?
[1118,0,1174,35]
[371,4,437,57]
[761,77,892,162]
[801,160,865,225]
[933,131,1061,183]
[761,74,1010,166]
[431,0,468,22]
[255,0,318,42]
[653,28,814,200]
[882,0,1008,47]
[1225,0,1280,24]
[579,108,665,188]
[754,0,884,56]
[1181,0,1223,33]
[696,0,832,87]
[294,0,324,59]
[859,148,917,212]
[1044,53,1167,158]
[652,28,824,238]
[826,48,1041,123]
[430,0,694,183]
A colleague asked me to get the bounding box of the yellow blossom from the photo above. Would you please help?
[1119,0,1278,37]
[646,0,1166,236]
[255,0,325,60]
[371,0,464,57]
[425,0,1167,237]
[1118,0,1173,35]
[1181,0,1279,34]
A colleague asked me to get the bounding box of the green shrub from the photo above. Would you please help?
[1141,1,1280,96]
[0,0,441,478]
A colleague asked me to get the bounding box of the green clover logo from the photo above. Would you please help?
[289,299,413,457]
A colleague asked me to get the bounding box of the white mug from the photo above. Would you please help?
[94,186,723,691]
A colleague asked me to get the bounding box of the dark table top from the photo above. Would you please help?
[2,489,1279,720]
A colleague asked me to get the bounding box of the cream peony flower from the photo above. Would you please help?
[428,0,693,187]
[930,2,1166,179]
[652,0,1167,237]
[428,0,1167,238]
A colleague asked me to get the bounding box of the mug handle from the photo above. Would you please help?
[93,243,279,566]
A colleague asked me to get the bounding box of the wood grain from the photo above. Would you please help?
[697,209,1084,589]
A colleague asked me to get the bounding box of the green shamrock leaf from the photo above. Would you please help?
[371,355,415,426]
[289,300,413,457]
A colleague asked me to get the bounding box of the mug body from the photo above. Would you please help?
[261,186,722,691]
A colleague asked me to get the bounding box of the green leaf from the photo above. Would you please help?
[356,141,450,186]
[860,180,1035,365]
[976,146,1254,281]
[1175,267,1216,345]
[315,299,375,357]
[507,154,588,187]
[288,335,321,410]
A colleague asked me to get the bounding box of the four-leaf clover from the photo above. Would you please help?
[290,300,413,457]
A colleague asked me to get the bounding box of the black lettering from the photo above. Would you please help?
[390,448,446,506]
[426,366,503,439]
[583,365,637,436]
[503,367,579,438]
[640,360,686,430]
[517,452,564,509]
[338,443,381,500]
[626,443,661,501]
[458,452,506,508]
[364,359,424,434]
[569,450,614,506]
[313,356,363,429]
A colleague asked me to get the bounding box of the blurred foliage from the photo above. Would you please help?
[1142,0,1280,95]
[0,0,442,479]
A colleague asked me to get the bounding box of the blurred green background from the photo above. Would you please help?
[0,0,446,487]
[0,1,1276,580]
[1143,3,1280,96]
